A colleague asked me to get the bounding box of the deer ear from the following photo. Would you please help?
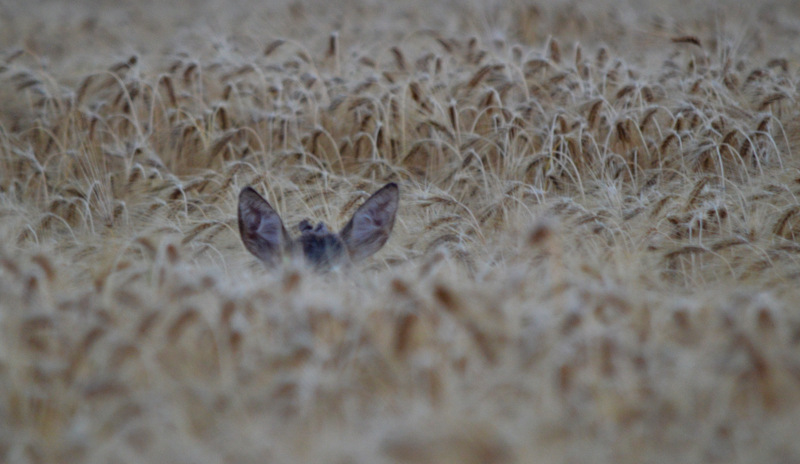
[238,187,290,265]
[340,183,399,261]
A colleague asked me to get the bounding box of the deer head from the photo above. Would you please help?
[238,183,399,269]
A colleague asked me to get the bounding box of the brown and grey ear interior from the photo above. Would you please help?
[238,186,290,265]
[339,182,399,262]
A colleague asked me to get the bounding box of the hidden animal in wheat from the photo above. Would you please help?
[238,183,399,269]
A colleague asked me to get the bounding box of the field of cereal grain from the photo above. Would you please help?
[2,0,800,462]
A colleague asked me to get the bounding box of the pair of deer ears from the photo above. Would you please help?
[238,183,399,265]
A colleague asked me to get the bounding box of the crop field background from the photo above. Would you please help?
[2,0,800,462]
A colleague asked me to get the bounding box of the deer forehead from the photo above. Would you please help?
[299,220,332,233]
[296,227,348,266]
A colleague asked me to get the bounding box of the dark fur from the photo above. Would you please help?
[238,183,399,268]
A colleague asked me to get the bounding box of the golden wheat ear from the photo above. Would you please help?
[238,186,291,265]
[339,183,399,262]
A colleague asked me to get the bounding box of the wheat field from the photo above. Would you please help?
[2,0,800,462]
